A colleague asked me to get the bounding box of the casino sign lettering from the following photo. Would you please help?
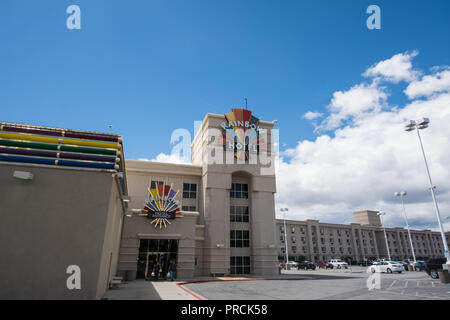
[219,108,266,160]
[143,184,182,228]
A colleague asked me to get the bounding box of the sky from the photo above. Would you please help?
[1,1,450,230]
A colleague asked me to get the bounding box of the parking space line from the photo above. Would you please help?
[404,281,408,288]
[388,280,397,289]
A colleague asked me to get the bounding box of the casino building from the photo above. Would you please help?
[2,109,447,299]
[117,110,279,279]
[0,108,279,299]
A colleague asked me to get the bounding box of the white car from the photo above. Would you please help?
[285,261,299,269]
[329,259,349,269]
[368,261,403,274]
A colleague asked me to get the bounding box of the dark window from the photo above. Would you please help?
[230,256,251,274]
[230,206,249,222]
[230,183,249,199]
[230,230,250,248]
[182,206,196,212]
[183,183,197,199]
[151,180,164,189]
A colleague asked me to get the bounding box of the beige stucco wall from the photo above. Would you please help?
[117,160,204,279]
[0,163,123,299]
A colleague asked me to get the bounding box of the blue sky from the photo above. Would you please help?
[1,0,449,160]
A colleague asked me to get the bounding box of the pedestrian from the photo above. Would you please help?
[153,261,160,281]
[169,259,177,281]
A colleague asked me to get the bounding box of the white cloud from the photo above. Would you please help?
[363,51,420,83]
[276,54,450,232]
[405,68,450,99]
[302,111,323,120]
[317,82,388,131]
[138,152,191,164]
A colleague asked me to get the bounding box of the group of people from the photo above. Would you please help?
[146,259,177,281]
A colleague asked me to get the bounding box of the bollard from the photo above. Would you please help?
[438,270,450,284]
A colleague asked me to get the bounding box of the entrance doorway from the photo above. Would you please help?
[136,239,178,279]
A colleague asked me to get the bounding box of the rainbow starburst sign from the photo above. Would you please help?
[219,108,266,160]
[143,183,182,229]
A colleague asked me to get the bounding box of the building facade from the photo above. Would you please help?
[276,210,450,263]
[0,122,127,299]
[117,110,280,279]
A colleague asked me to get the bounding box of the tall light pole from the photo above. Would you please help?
[281,208,289,267]
[377,211,391,261]
[395,191,416,263]
[405,118,450,264]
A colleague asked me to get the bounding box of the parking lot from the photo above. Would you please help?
[182,267,450,300]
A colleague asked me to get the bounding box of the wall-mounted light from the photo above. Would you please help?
[13,171,33,180]
[216,244,224,248]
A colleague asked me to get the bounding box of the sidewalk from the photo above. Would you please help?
[103,273,312,300]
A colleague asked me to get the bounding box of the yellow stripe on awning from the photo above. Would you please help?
[0,132,119,149]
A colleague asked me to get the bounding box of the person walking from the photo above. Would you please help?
[168,260,177,281]
[153,260,160,281]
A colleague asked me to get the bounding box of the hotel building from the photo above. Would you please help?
[1,110,449,300]
[277,210,450,263]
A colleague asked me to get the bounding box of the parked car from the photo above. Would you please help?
[285,261,299,269]
[425,258,447,279]
[392,261,408,271]
[368,261,404,274]
[316,261,333,269]
[413,260,426,271]
[298,261,316,270]
[358,260,373,266]
[329,259,349,269]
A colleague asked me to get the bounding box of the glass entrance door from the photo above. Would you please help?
[136,239,178,279]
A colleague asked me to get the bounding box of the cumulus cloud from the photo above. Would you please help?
[138,152,191,164]
[302,111,323,120]
[405,67,450,99]
[279,52,450,232]
[317,82,388,131]
[363,50,420,83]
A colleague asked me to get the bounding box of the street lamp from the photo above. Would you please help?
[395,191,416,263]
[405,118,450,264]
[281,208,289,267]
[377,211,391,261]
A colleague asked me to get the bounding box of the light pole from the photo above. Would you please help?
[377,211,391,261]
[281,208,289,267]
[395,191,416,263]
[405,118,450,264]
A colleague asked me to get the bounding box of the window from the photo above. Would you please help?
[183,183,197,199]
[291,227,295,233]
[292,246,297,253]
[280,226,284,232]
[230,256,250,274]
[181,206,196,212]
[303,246,307,253]
[291,236,296,243]
[301,237,306,243]
[151,180,164,189]
[321,247,326,253]
[300,227,305,234]
[230,183,248,198]
[230,206,249,222]
[280,235,285,243]
[320,228,324,235]
[346,230,350,237]
[230,230,250,248]
[337,230,341,236]
[329,229,333,236]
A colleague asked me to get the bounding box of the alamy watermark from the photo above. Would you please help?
[66,265,81,290]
